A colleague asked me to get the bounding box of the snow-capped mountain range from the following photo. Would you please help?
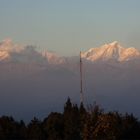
[0,39,64,64]
[82,41,140,62]
[0,39,140,64]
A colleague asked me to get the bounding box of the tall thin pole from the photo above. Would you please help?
[80,51,84,103]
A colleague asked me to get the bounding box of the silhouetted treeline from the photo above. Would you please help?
[0,98,140,140]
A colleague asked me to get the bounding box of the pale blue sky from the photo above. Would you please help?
[0,0,140,56]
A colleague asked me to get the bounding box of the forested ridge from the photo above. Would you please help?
[0,98,140,140]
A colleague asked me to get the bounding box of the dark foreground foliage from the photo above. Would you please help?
[0,98,140,140]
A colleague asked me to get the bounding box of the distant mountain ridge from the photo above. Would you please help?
[0,39,140,64]
[82,41,140,62]
[0,39,64,64]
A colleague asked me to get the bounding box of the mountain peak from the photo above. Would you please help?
[110,41,118,46]
[105,41,121,50]
[82,41,140,62]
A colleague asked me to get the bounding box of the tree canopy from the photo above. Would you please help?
[0,98,140,140]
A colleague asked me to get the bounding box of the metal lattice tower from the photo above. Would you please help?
[80,51,84,103]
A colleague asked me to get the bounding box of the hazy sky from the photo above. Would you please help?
[0,0,140,56]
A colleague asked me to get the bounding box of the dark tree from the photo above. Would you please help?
[0,98,140,139]
[64,98,81,140]
[27,117,45,140]
[83,103,103,140]
[43,112,64,140]
[121,113,140,139]
[0,116,21,140]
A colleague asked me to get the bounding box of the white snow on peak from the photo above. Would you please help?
[0,39,65,64]
[82,42,140,62]
[0,39,23,61]
[0,39,47,64]
[110,41,118,46]
[0,39,140,64]
[0,39,23,53]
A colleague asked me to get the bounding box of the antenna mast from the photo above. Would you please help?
[80,51,84,103]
